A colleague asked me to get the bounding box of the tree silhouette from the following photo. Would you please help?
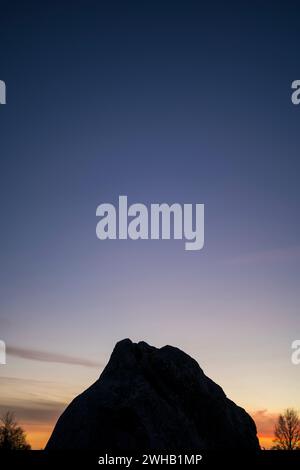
[0,412,31,450]
[272,408,300,450]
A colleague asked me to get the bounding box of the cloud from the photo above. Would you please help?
[0,399,65,423]
[0,376,55,386]
[7,345,102,368]
[0,376,74,425]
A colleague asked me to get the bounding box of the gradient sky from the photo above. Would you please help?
[1,0,300,449]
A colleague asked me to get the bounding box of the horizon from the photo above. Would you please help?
[0,337,294,449]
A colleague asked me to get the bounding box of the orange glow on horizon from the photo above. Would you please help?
[257,434,274,450]
[21,422,54,450]
[24,425,275,451]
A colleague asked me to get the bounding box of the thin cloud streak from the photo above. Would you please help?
[0,400,65,423]
[7,345,102,368]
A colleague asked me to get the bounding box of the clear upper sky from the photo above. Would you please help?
[0,0,300,449]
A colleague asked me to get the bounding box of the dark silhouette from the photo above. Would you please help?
[272,408,300,450]
[0,412,31,450]
[46,339,260,451]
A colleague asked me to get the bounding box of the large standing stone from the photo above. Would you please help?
[46,339,260,450]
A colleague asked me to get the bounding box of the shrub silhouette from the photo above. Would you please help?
[0,412,31,450]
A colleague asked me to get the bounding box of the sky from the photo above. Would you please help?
[0,0,300,449]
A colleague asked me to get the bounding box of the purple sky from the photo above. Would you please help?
[0,0,300,448]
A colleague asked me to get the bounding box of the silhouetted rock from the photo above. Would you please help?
[46,339,260,450]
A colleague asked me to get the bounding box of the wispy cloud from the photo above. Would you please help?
[229,246,300,265]
[0,400,65,423]
[7,345,102,368]
[0,376,76,424]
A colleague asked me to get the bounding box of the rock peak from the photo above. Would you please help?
[46,339,260,451]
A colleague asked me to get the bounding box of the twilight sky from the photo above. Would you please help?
[1,0,300,449]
